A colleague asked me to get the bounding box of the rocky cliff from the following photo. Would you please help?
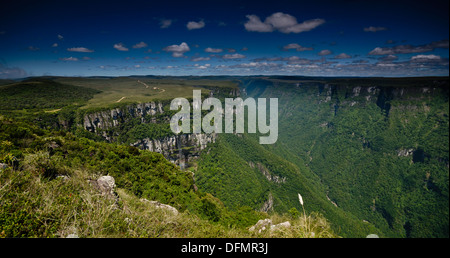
[81,101,217,169]
[130,133,216,169]
[80,84,240,168]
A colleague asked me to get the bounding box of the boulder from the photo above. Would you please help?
[90,175,117,200]
[249,219,272,233]
[249,219,292,233]
[141,198,179,216]
[270,221,291,231]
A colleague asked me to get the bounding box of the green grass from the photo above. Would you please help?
[54,77,239,109]
[0,115,337,238]
[0,79,100,110]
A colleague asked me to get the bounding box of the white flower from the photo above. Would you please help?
[298,193,304,206]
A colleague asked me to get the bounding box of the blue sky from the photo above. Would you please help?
[0,0,448,78]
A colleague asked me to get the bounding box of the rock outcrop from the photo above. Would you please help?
[248,161,286,184]
[90,175,117,201]
[141,198,179,215]
[249,219,291,233]
[131,133,216,169]
[249,219,272,233]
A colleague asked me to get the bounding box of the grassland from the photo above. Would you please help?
[54,76,239,109]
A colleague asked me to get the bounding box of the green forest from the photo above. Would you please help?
[0,76,448,238]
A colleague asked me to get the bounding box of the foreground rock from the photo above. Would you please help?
[141,198,179,216]
[270,221,291,231]
[90,175,117,201]
[249,219,291,233]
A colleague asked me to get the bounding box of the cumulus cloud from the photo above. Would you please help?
[410,54,442,62]
[52,43,58,47]
[244,15,273,32]
[163,42,190,57]
[59,57,78,61]
[67,47,94,53]
[114,43,129,51]
[364,26,388,32]
[379,54,398,61]
[160,19,172,29]
[283,43,313,51]
[57,34,64,40]
[231,62,282,69]
[334,53,352,59]
[132,42,148,49]
[187,20,205,30]
[205,47,223,53]
[222,53,246,59]
[191,57,211,62]
[244,12,325,33]
[318,49,332,56]
[253,56,320,65]
[208,53,448,76]
[369,39,449,55]
[195,63,211,69]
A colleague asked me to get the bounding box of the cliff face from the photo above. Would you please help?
[80,85,242,168]
[83,102,165,137]
[231,77,449,238]
[130,133,216,169]
[81,101,217,168]
[317,83,445,116]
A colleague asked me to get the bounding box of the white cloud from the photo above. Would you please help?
[283,43,313,51]
[196,64,211,69]
[364,26,388,32]
[369,40,449,55]
[52,43,58,47]
[163,42,190,57]
[67,47,94,53]
[244,15,273,32]
[368,47,393,55]
[318,49,332,56]
[410,54,441,61]
[334,53,352,59]
[160,19,172,29]
[244,12,325,34]
[222,53,246,59]
[205,47,223,53]
[379,55,398,61]
[57,34,64,40]
[133,41,148,49]
[59,57,78,61]
[187,20,205,30]
[232,62,281,69]
[114,43,129,51]
[191,57,211,61]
